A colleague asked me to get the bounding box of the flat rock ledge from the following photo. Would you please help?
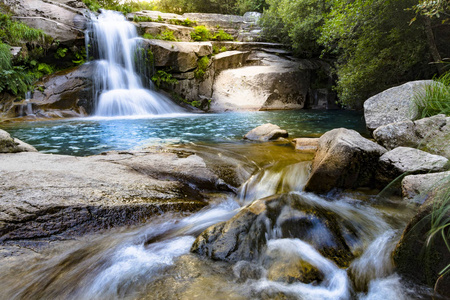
[243,123,288,142]
[0,150,232,256]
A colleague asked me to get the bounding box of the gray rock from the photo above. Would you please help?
[213,50,250,72]
[137,22,194,42]
[0,150,232,245]
[393,175,450,296]
[210,52,315,111]
[144,40,212,72]
[0,130,37,153]
[305,128,387,193]
[191,193,354,268]
[243,123,288,142]
[363,80,433,132]
[402,171,450,203]
[376,147,449,186]
[4,0,87,45]
[373,114,450,158]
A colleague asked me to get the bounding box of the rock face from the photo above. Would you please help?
[376,147,448,186]
[0,149,232,251]
[210,52,315,111]
[0,129,37,153]
[373,114,450,159]
[243,123,288,142]
[304,128,387,194]
[402,171,450,203]
[4,0,87,45]
[191,193,354,268]
[393,175,450,296]
[363,80,433,132]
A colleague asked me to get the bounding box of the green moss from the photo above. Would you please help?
[194,56,210,80]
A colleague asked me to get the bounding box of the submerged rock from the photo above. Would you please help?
[243,123,288,142]
[393,175,450,296]
[304,128,387,194]
[376,147,449,187]
[373,114,450,159]
[191,193,355,269]
[364,80,433,132]
[0,129,37,153]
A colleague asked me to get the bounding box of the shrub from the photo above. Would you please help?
[212,30,233,41]
[143,30,177,41]
[151,69,178,88]
[194,56,210,80]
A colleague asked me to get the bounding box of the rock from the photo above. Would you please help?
[144,40,212,72]
[376,147,448,186]
[213,51,250,72]
[393,175,450,296]
[0,149,232,247]
[4,0,87,45]
[0,129,37,153]
[243,123,288,142]
[21,63,95,117]
[191,193,354,268]
[210,52,315,111]
[137,22,194,42]
[363,80,433,132]
[373,114,450,159]
[292,138,319,153]
[304,128,387,193]
[402,171,450,203]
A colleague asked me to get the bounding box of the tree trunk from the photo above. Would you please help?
[423,17,444,75]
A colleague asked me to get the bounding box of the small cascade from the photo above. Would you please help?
[87,10,183,117]
[18,91,34,117]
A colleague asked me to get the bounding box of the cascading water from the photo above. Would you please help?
[87,10,183,117]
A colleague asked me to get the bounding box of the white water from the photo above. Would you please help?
[88,10,183,117]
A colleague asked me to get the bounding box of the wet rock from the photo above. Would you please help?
[305,128,387,194]
[376,147,448,187]
[144,40,212,72]
[373,114,450,159]
[191,193,354,268]
[244,123,288,142]
[292,138,319,153]
[0,149,232,246]
[393,175,450,296]
[265,255,324,284]
[4,0,87,45]
[402,171,450,203]
[364,80,433,132]
[0,129,37,153]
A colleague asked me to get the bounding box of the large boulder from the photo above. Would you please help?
[191,193,355,268]
[210,52,316,111]
[304,128,387,194]
[363,80,433,132]
[4,0,87,45]
[376,147,448,186]
[0,129,37,153]
[393,175,450,296]
[19,63,95,118]
[402,171,450,203]
[243,123,288,142]
[0,149,232,254]
[373,114,450,159]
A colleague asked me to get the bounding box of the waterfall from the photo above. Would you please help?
[87,10,183,117]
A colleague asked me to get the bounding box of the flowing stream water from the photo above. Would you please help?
[0,10,434,300]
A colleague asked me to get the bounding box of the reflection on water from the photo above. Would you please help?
[0,110,366,156]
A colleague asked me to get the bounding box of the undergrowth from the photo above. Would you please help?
[414,71,450,118]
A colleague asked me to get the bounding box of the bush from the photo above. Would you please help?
[212,30,233,41]
[190,26,211,41]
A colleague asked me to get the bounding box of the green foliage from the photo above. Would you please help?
[191,26,212,41]
[414,72,450,118]
[151,69,178,88]
[168,18,197,27]
[72,47,87,65]
[413,0,450,21]
[83,0,157,14]
[260,0,329,56]
[133,15,155,22]
[212,30,234,41]
[143,30,177,41]
[0,13,49,47]
[194,56,210,80]
[54,47,68,59]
